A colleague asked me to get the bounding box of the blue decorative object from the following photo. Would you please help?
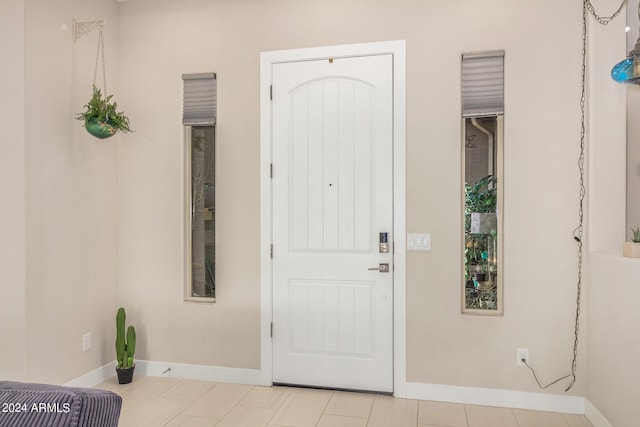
[612,7,640,85]
[611,53,640,84]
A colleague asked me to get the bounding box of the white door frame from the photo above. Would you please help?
[259,40,407,397]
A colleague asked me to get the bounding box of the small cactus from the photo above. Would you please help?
[632,227,640,243]
[126,326,136,368]
[115,308,126,368]
[115,307,136,369]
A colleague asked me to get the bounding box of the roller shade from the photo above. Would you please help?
[182,73,217,125]
[462,51,504,117]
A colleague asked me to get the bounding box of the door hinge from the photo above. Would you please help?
[270,85,273,100]
[270,163,273,178]
[270,244,273,258]
[270,321,273,338]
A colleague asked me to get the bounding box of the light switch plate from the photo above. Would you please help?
[407,233,431,251]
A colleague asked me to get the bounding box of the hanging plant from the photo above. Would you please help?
[76,85,132,139]
[74,22,132,139]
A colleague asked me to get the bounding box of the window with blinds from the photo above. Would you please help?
[183,73,217,301]
[461,51,504,315]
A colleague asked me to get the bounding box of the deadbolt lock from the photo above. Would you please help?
[379,232,389,253]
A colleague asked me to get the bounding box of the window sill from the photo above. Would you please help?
[184,297,216,304]
[590,250,640,263]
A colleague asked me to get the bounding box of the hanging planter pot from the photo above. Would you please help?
[76,85,132,139]
[85,117,118,139]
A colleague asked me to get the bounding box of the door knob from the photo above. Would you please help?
[368,263,390,273]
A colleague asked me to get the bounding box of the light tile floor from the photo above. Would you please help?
[95,376,593,427]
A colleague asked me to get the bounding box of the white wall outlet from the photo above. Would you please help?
[517,348,529,366]
[82,333,91,352]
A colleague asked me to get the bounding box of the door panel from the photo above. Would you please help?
[272,54,393,392]
[289,79,374,253]
[289,279,374,356]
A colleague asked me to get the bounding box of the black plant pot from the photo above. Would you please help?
[116,365,135,384]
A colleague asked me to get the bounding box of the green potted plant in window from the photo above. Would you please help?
[115,307,136,384]
[76,85,132,139]
[464,175,497,285]
[623,227,640,258]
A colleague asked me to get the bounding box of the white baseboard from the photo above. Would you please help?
[63,361,117,388]
[585,399,613,427]
[406,382,585,414]
[64,360,266,388]
[135,360,266,386]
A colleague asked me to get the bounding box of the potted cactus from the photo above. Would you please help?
[623,227,640,258]
[115,307,136,384]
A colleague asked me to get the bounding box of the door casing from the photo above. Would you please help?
[259,40,407,397]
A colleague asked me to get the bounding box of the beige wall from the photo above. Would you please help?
[627,1,640,233]
[0,0,118,383]
[0,0,27,381]
[116,0,624,396]
[588,8,627,252]
[588,254,640,425]
[587,3,640,425]
[627,87,640,232]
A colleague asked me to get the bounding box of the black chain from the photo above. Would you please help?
[585,0,628,24]
[93,28,107,95]
[564,0,590,392]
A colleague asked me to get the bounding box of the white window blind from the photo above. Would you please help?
[182,73,217,125]
[462,51,504,117]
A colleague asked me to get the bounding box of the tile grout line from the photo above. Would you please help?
[463,404,469,427]
[264,387,289,426]
[265,386,311,426]
[364,394,376,426]
[215,384,256,424]
[511,407,522,427]
[314,390,335,427]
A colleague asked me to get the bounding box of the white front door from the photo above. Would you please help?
[271,54,394,392]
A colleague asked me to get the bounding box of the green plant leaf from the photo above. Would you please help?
[76,85,132,133]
